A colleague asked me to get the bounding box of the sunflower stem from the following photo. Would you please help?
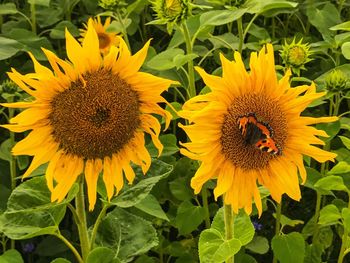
[90,203,109,250]
[237,17,244,53]
[181,22,196,99]
[272,201,282,263]
[337,191,350,263]
[30,1,36,34]
[224,204,235,263]
[75,177,90,261]
[54,233,84,263]
[201,185,211,229]
[116,10,130,50]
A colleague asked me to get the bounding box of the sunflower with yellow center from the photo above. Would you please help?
[180,44,337,216]
[2,20,175,211]
[80,16,119,54]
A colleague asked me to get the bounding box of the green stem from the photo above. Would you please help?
[75,177,90,261]
[272,201,282,263]
[90,204,109,250]
[242,14,259,44]
[237,17,243,53]
[30,2,36,34]
[224,204,235,263]
[201,186,211,229]
[312,191,322,244]
[337,192,350,263]
[54,233,83,263]
[116,10,130,50]
[182,22,196,99]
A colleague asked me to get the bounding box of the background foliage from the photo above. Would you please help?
[0,0,350,262]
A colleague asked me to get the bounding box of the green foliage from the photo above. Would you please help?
[271,232,305,263]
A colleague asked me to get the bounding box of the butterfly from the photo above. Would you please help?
[237,113,281,155]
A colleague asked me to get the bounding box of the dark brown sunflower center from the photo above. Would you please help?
[49,69,140,159]
[221,93,287,170]
[97,33,111,49]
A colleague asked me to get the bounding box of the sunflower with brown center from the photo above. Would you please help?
[2,20,175,210]
[180,44,337,216]
[80,16,119,54]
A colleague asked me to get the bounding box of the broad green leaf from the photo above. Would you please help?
[146,134,179,158]
[0,177,77,239]
[0,139,12,162]
[134,194,169,221]
[304,167,332,195]
[271,232,305,263]
[0,249,24,263]
[146,49,184,70]
[314,175,348,191]
[318,226,333,249]
[199,228,241,263]
[342,208,350,231]
[0,185,11,212]
[316,121,340,142]
[235,253,258,263]
[341,42,350,60]
[200,9,247,27]
[0,3,18,15]
[331,21,350,31]
[243,0,297,14]
[110,160,172,207]
[318,204,341,225]
[173,54,198,69]
[51,259,71,263]
[87,247,116,263]
[208,33,240,50]
[28,0,50,6]
[339,136,350,150]
[276,214,304,228]
[328,161,350,175]
[175,201,206,235]
[304,243,323,263]
[17,155,29,170]
[95,207,158,262]
[246,236,269,254]
[50,21,80,39]
[169,177,194,201]
[211,208,225,235]
[36,235,69,256]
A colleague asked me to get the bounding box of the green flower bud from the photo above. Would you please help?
[325,70,348,92]
[280,38,312,76]
[99,0,124,10]
[0,80,18,94]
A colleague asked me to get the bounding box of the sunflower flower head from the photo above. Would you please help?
[180,44,337,216]
[149,0,191,33]
[2,19,176,211]
[80,17,119,55]
[280,38,312,76]
[325,69,349,92]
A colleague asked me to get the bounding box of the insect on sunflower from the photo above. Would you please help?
[180,44,337,216]
[2,20,176,211]
[80,16,119,54]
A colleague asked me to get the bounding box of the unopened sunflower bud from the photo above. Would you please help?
[325,70,348,92]
[0,80,17,94]
[150,0,191,33]
[99,0,124,10]
[280,38,312,76]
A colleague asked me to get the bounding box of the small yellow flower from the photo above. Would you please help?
[280,38,312,76]
[180,44,337,216]
[2,20,175,211]
[80,17,119,54]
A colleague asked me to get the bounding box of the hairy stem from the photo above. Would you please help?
[54,233,83,263]
[224,204,235,263]
[90,204,109,250]
[272,201,282,263]
[182,22,196,99]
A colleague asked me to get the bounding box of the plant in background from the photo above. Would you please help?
[80,17,119,54]
[149,0,191,33]
[325,69,349,92]
[180,44,337,261]
[98,0,126,10]
[280,38,312,76]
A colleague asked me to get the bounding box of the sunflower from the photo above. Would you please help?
[180,44,337,216]
[80,16,119,54]
[2,20,175,210]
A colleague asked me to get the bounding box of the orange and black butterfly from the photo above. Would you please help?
[237,113,281,155]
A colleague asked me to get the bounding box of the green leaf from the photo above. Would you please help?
[200,9,247,27]
[110,160,172,207]
[314,175,348,191]
[316,121,340,142]
[328,161,350,175]
[277,214,304,228]
[0,3,18,15]
[339,136,350,150]
[342,208,350,231]
[146,49,184,70]
[28,0,50,6]
[319,204,341,225]
[0,249,24,263]
[199,228,241,263]
[169,177,194,201]
[331,21,350,31]
[0,177,76,239]
[271,232,305,263]
[304,167,332,195]
[0,139,12,162]
[304,243,323,263]
[147,134,179,158]
[51,259,71,263]
[87,247,116,263]
[341,42,350,60]
[95,207,158,262]
[134,194,169,221]
[175,201,206,235]
[173,53,198,69]
[246,236,269,254]
[0,36,20,59]
[50,21,80,39]
[243,0,298,14]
